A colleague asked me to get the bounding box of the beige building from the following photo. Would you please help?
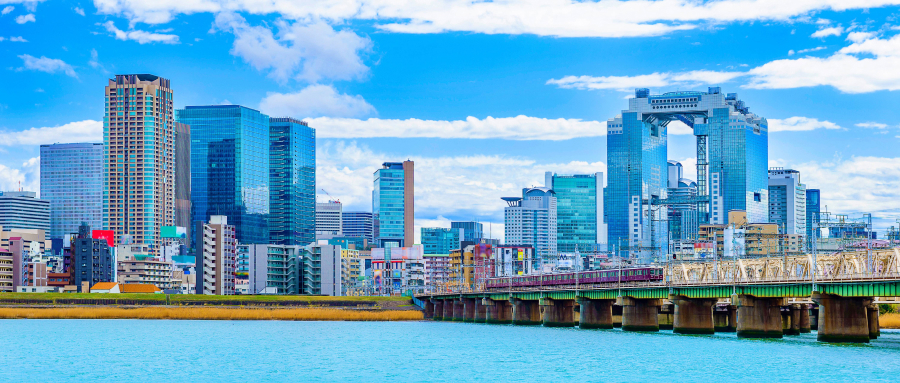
[198,216,236,295]
[341,248,361,295]
[698,210,788,257]
[103,74,176,255]
[117,243,179,290]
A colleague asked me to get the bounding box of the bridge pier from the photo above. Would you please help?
[714,305,736,332]
[781,306,798,336]
[734,294,784,338]
[462,298,477,322]
[474,298,487,323]
[618,297,661,332]
[540,298,576,327]
[442,299,454,321]
[671,295,716,335]
[511,298,542,325]
[578,298,614,329]
[658,303,674,330]
[867,304,880,339]
[423,300,435,319]
[452,299,464,321]
[612,304,623,328]
[799,304,811,333]
[812,292,872,343]
[484,298,512,324]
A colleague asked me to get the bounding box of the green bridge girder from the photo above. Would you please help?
[420,281,900,301]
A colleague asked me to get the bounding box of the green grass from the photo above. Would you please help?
[0,292,409,303]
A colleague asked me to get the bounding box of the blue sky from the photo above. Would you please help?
[3,0,900,238]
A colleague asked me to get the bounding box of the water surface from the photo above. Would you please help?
[3,320,899,382]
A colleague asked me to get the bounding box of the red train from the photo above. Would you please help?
[485,267,663,290]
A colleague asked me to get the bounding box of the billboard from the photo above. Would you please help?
[92,230,116,247]
[161,226,187,239]
[374,270,382,288]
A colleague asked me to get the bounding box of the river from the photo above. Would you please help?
[3,319,899,381]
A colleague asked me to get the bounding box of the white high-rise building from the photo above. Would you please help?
[316,200,343,239]
[768,168,807,236]
[502,187,557,262]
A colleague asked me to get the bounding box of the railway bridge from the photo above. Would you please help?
[415,248,900,343]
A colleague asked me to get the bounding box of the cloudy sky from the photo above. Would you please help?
[3,0,900,239]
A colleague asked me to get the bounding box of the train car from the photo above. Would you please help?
[485,267,663,290]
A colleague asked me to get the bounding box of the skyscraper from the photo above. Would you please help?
[342,211,373,241]
[174,122,191,248]
[502,187,557,262]
[40,143,103,240]
[0,191,50,238]
[806,189,821,242]
[269,117,316,246]
[316,200,343,239]
[421,227,462,254]
[768,168,807,236]
[545,172,605,253]
[103,74,176,253]
[177,105,270,245]
[451,221,483,242]
[373,161,414,247]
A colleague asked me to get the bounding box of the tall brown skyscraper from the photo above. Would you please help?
[103,74,175,253]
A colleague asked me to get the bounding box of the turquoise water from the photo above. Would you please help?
[3,319,900,382]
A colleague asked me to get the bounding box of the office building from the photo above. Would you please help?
[301,243,342,296]
[71,223,114,292]
[371,244,425,295]
[666,161,700,244]
[341,248,361,295]
[40,143,103,240]
[0,191,50,239]
[316,200,343,239]
[242,244,302,295]
[196,215,237,295]
[451,221,483,243]
[806,189,821,242]
[502,187,557,262]
[342,211,373,241]
[104,74,176,254]
[269,117,315,246]
[116,243,179,290]
[421,227,462,255]
[177,105,270,245]
[698,210,783,258]
[373,161,414,247]
[545,172,605,253]
[768,168,807,236]
[174,122,191,248]
[493,245,536,276]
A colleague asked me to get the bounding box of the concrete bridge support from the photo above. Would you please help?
[462,298,477,323]
[423,300,435,319]
[812,293,872,343]
[734,295,784,338]
[511,298,542,325]
[782,304,806,335]
[798,304,811,333]
[540,298,576,327]
[658,303,674,330]
[810,306,819,331]
[452,299,464,321]
[867,305,880,339]
[484,298,512,324]
[578,298,614,329]
[618,297,661,332]
[474,299,487,323]
[431,300,444,321]
[713,305,736,332]
[442,299,455,321]
[671,295,716,335]
[612,304,623,328]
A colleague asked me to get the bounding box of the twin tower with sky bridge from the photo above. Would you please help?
[606,87,769,262]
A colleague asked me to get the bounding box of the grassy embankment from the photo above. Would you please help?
[0,306,423,321]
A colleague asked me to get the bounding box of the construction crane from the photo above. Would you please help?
[319,188,340,203]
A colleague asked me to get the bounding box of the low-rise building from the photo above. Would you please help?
[301,243,342,296]
[371,244,425,295]
[196,216,237,295]
[117,243,179,290]
[341,248,361,295]
[424,254,451,293]
[243,244,302,295]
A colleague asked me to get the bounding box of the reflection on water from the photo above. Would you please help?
[3,320,899,382]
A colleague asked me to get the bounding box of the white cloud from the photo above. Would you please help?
[103,21,179,44]
[547,70,744,91]
[1,6,13,15]
[258,85,376,119]
[811,26,842,38]
[317,140,606,242]
[768,117,841,132]
[0,120,102,146]
[794,156,900,223]
[213,13,370,83]
[667,120,694,135]
[0,157,39,195]
[856,122,889,129]
[790,46,826,55]
[92,0,900,38]
[307,115,607,141]
[74,6,85,16]
[15,13,34,24]
[17,54,77,78]
[8,36,26,42]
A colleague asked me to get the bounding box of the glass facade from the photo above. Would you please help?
[451,221,483,242]
[40,143,103,239]
[374,163,406,247]
[342,212,373,241]
[806,189,821,240]
[270,118,316,246]
[421,227,462,254]
[547,173,599,253]
[177,105,270,245]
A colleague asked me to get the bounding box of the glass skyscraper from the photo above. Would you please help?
[40,143,103,239]
[177,105,270,245]
[545,172,604,253]
[806,189,821,241]
[270,117,315,246]
[373,161,414,247]
[451,221,483,242]
[421,227,462,254]
[343,212,373,241]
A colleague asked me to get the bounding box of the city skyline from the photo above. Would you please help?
[4,2,900,239]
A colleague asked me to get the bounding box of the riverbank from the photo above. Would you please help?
[0,306,424,321]
[881,313,900,328]
[0,292,413,309]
